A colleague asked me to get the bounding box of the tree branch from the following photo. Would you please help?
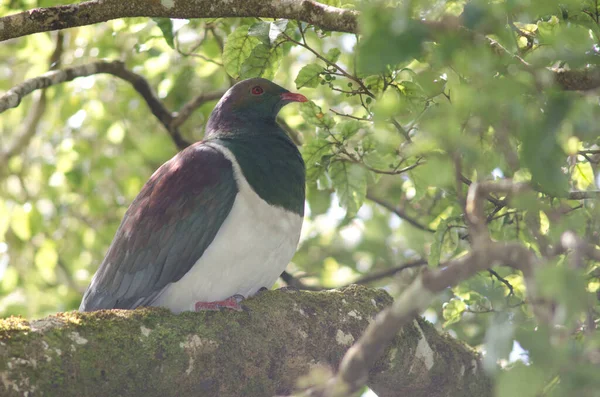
[170,91,225,130]
[349,259,428,286]
[316,180,590,396]
[0,90,47,171]
[0,32,63,171]
[366,192,435,233]
[0,286,490,397]
[0,0,358,43]
[554,67,600,91]
[281,258,429,292]
[566,191,600,200]
[0,60,225,150]
[2,2,599,92]
[483,36,600,91]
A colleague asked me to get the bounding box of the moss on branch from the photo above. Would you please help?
[0,286,490,397]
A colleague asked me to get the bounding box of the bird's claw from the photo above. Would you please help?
[194,294,245,312]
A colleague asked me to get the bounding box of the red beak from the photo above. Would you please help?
[280,92,308,102]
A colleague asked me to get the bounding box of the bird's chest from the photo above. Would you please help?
[151,144,304,312]
[152,191,302,312]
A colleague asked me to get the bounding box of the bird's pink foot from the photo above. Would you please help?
[194,294,245,312]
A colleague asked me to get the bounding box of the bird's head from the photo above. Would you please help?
[206,78,307,134]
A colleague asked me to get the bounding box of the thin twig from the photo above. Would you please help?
[487,268,514,297]
[279,271,322,291]
[350,259,428,286]
[315,180,549,396]
[366,192,435,233]
[0,60,229,151]
[281,30,375,98]
[329,108,371,121]
[171,91,225,129]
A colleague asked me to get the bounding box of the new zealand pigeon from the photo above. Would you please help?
[79,78,307,313]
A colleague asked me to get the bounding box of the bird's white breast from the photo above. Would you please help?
[151,143,303,313]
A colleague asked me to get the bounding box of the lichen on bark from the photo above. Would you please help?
[0,286,491,397]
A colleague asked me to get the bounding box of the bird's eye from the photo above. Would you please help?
[251,86,264,95]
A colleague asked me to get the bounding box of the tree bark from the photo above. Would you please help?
[0,286,491,397]
[0,0,358,43]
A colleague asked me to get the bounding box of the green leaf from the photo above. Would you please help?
[300,101,335,129]
[442,298,466,327]
[414,156,454,188]
[362,152,396,178]
[335,120,361,139]
[223,25,260,78]
[302,137,333,181]
[496,362,547,397]
[357,6,429,74]
[269,19,289,44]
[536,265,590,322]
[295,64,323,89]
[34,240,58,283]
[248,21,271,46]
[520,93,570,195]
[239,43,283,80]
[0,267,18,294]
[572,162,594,190]
[152,18,175,49]
[10,205,31,241]
[429,217,450,267]
[307,183,332,217]
[325,48,341,63]
[329,161,368,217]
[248,20,289,47]
[0,199,9,240]
[364,75,385,93]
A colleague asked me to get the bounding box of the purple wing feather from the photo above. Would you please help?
[79,142,237,311]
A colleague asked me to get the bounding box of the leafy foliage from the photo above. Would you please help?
[2,0,600,396]
[223,25,260,78]
[295,63,323,89]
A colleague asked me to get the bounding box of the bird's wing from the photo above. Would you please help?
[79,142,237,311]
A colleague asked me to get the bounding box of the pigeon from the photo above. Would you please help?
[79,78,307,313]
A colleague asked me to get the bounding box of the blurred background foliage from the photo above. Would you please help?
[1,0,600,396]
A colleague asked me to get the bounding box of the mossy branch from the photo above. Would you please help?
[0,286,491,397]
[0,0,358,42]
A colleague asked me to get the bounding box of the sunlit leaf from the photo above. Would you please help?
[35,240,58,283]
[442,298,466,327]
[295,64,323,89]
[325,48,341,63]
[223,25,260,78]
[248,21,271,46]
[496,362,546,397]
[307,183,332,217]
[572,162,594,190]
[429,217,449,267]
[520,93,570,195]
[302,137,333,181]
[239,43,283,80]
[269,19,289,44]
[0,200,9,239]
[0,267,18,293]
[10,205,31,241]
[300,101,335,129]
[536,265,590,322]
[329,161,367,217]
[357,5,428,74]
[152,18,175,49]
[334,120,361,139]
